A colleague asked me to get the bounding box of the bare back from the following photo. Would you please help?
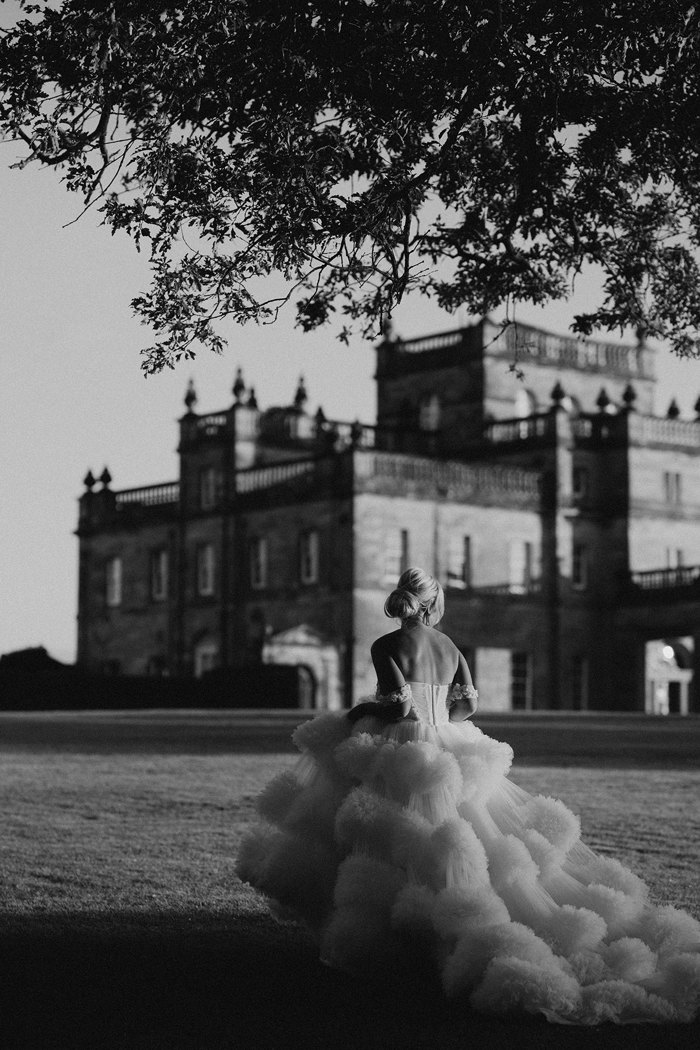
[371,622,473,695]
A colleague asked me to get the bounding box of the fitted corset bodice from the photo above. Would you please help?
[406,682,452,726]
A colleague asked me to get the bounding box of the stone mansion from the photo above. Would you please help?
[76,319,700,713]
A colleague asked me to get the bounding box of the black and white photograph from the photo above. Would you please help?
[1,2,699,1047]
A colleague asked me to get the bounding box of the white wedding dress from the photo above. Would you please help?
[236,682,700,1025]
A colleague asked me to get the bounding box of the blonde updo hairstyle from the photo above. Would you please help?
[384,567,445,626]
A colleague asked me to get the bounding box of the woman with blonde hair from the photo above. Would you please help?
[347,567,477,725]
[238,568,700,1025]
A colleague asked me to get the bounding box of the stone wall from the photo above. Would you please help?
[628,438,700,571]
[78,519,176,675]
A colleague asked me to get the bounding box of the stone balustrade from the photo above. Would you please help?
[485,321,650,379]
[484,413,554,444]
[355,451,539,503]
[629,565,700,590]
[114,482,180,508]
[388,329,466,354]
[234,450,540,504]
[571,413,627,443]
[196,412,228,437]
[628,414,700,449]
[235,458,321,494]
[316,419,379,449]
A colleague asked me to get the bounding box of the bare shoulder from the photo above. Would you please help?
[434,629,466,674]
[371,630,402,655]
[434,627,461,653]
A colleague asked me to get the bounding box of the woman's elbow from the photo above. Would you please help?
[450,697,477,721]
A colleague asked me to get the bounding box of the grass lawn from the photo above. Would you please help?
[1,716,699,1050]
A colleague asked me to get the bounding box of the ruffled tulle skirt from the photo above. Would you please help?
[236,711,700,1025]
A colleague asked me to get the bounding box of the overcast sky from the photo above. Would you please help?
[2,147,699,664]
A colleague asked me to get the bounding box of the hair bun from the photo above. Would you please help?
[383,567,445,626]
[384,586,422,621]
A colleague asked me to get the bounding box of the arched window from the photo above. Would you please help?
[418,393,441,431]
[514,388,537,418]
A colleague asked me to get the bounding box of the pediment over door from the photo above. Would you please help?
[267,624,324,648]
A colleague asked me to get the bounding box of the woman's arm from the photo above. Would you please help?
[370,638,414,718]
[449,649,478,721]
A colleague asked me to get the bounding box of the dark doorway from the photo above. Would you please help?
[668,680,682,715]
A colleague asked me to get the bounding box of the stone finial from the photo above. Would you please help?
[622,383,637,410]
[667,398,680,420]
[232,367,246,403]
[596,387,611,412]
[293,375,308,412]
[550,380,565,405]
[314,406,326,436]
[350,419,363,446]
[99,467,112,489]
[312,407,327,436]
[83,469,96,491]
[184,378,198,413]
[247,387,258,409]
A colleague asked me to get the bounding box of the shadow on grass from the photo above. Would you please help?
[2,711,700,767]
[0,912,698,1050]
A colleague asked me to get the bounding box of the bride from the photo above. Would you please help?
[236,567,700,1025]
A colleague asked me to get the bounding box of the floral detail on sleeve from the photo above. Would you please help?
[448,683,479,708]
[376,682,413,706]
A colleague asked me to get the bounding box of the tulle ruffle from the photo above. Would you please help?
[236,710,700,1025]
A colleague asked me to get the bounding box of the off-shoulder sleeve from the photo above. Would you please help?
[448,683,479,707]
[376,683,412,706]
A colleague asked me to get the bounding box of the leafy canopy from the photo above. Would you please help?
[2,0,700,371]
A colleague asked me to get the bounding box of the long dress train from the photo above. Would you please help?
[236,683,700,1025]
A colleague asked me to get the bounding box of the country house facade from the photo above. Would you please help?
[76,319,700,713]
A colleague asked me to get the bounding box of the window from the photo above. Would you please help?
[572,656,589,710]
[249,536,268,589]
[509,540,534,593]
[510,652,531,711]
[663,471,682,504]
[400,529,409,574]
[300,529,320,584]
[572,543,587,589]
[515,389,538,437]
[572,466,589,499]
[194,640,218,678]
[418,393,441,431]
[385,528,410,581]
[196,543,215,596]
[105,556,122,607]
[514,388,537,418]
[150,549,168,602]
[200,466,220,510]
[447,534,472,589]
